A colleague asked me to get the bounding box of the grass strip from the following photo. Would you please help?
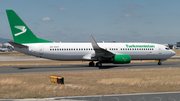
[0,68,180,99]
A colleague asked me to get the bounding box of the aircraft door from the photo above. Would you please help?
[39,46,44,55]
[159,48,162,54]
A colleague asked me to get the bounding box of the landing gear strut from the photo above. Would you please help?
[89,61,94,66]
[158,60,162,65]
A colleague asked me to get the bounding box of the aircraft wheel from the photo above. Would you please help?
[158,62,162,65]
[89,61,94,66]
[96,62,102,67]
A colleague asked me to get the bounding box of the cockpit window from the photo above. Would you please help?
[165,47,170,50]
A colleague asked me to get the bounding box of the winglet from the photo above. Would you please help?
[89,35,114,57]
[89,34,101,49]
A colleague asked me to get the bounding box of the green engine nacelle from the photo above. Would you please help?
[113,54,131,64]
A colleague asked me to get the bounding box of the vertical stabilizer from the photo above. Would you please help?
[6,9,52,44]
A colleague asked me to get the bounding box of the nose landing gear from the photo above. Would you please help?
[158,60,162,65]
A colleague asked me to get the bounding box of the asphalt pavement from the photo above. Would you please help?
[0,62,179,74]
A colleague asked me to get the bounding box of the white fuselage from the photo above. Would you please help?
[14,42,175,61]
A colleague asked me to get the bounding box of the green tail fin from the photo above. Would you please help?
[6,9,53,44]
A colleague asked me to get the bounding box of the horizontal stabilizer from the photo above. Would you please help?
[8,41,28,48]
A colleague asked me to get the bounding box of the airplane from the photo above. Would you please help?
[6,9,176,67]
[0,43,13,52]
[0,48,8,52]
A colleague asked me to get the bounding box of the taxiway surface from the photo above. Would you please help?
[5,91,180,101]
[0,62,179,74]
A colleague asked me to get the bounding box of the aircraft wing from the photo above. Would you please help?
[89,35,114,58]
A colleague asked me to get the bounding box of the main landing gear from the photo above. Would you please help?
[89,61,102,67]
[89,61,94,66]
[96,62,102,67]
[158,60,162,65]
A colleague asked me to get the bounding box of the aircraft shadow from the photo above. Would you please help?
[13,62,175,70]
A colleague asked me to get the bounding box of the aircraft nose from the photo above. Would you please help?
[171,50,176,56]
